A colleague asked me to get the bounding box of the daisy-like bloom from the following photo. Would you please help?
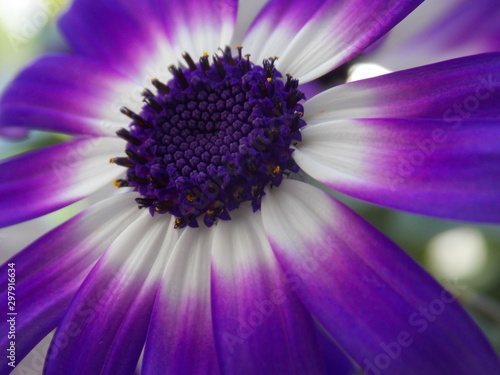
[1,0,500,374]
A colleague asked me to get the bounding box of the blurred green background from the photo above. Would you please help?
[0,0,70,159]
[0,0,499,368]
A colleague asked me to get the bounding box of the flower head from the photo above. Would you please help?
[112,51,306,228]
[1,0,500,374]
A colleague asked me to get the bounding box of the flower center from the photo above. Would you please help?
[111,47,306,228]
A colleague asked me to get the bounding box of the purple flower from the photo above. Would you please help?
[1,0,500,374]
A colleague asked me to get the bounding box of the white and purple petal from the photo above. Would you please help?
[0,54,141,137]
[0,137,124,228]
[43,212,177,375]
[211,207,327,374]
[0,192,141,369]
[371,0,500,70]
[272,0,424,82]
[295,117,500,222]
[243,0,327,62]
[154,0,238,59]
[304,53,500,123]
[142,226,219,375]
[262,180,500,375]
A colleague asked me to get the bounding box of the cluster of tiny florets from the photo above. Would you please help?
[111,47,306,228]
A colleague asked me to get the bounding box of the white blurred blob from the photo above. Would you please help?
[347,63,392,82]
[426,227,488,280]
[0,0,41,33]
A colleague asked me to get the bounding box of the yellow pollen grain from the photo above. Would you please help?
[174,218,184,228]
[272,165,281,175]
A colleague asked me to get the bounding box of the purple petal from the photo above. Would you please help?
[262,180,500,375]
[142,226,219,375]
[0,193,140,369]
[0,127,28,139]
[44,212,176,375]
[274,0,424,82]
[304,53,500,123]
[1,54,139,136]
[315,325,357,375]
[0,137,124,228]
[59,0,175,81]
[210,208,326,374]
[371,0,500,70]
[295,117,500,222]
